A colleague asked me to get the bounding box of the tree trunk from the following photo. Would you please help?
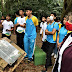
[61,0,72,20]
[1,0,5,13]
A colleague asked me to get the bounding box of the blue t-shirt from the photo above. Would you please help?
[59,26,68,43]
[46,21,59,43]
[14,17,19,24]
[25,16,38,39]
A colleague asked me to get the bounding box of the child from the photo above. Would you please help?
[24,7,38,62]
[14,9,26,50]
[2,14,14,39]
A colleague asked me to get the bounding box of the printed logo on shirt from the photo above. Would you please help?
[32,40,34,42]
[5,33,11,36]
[8,24,10,26]
[51,25,53,28]
[30,22,33,25]
[18,30,24,33]
[64,30,67,32]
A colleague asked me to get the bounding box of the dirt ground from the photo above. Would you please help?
[0,28,55,72]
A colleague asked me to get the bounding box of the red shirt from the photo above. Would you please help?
[66,22,72,31]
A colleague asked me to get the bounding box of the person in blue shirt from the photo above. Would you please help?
[24,7,38,62]
[57,18,68,48]
[14,11,20,35]
[42,13,59,72]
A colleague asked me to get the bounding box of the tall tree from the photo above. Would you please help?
[1,0,5,13]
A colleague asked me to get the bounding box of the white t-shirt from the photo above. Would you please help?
[40,22,43,28]
[42,22,47,41]
[2,20,14,36]
[16,16,26,33]
[40,22,43,34]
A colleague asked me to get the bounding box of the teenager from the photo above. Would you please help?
[41,16,50,52]
[42,13,59,72]
[2,15,14,39]
[40,16,46,38]
[14,9,26,50]
[24,7,38,62]
[57,18,68,48]
[53,12,72,72]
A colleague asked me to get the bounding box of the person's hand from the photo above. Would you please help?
[57,43,61,48]
[6,29,9,31]
[45,30,48,33]
[1,20,4,23]
[45,30,49,35]
[41,37,43,42]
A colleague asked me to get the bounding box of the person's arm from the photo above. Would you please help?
[7,27,14,31]
[36,26,38,32]
[45,28,56,35]
[14,23,20,27]
[45,23,59,35]
[0,21,4,28]
[57,34,60,47]
[19,23,26,27]
[35,17,38,32]
[0,24,3,28]
[57,34,62,48]
[14,25,16,35]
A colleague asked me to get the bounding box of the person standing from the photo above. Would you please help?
[14,9,26,50]
[57,18,68,48]
[2,14,14,39]
[41,16,50,52]
[42,13,59,72]
[24,7,38,62]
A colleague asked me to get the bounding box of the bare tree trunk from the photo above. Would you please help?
[1,0,5,13]
[61,0,72,20]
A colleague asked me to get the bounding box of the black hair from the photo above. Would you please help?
[6,14,11,17]
[25,7,32,11]
[61,18,66,28]
[42,15,47,19]
[55,17,61,22]
[51,12,56,17]
[15,10,19,15]
[19,9,24,12]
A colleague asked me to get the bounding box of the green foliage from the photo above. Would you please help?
[0,0,64,20]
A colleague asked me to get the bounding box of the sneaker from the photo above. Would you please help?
[28,58,32,62]
[54,54,57,59]
[24,57,28,59]
[24,57,28,63]
[51,53,54,56]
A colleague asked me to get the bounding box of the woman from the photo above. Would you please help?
[57,18,68,48]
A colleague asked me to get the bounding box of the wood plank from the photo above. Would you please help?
[0,37,26,72]
[10,54,26,72]
[0,58,8,69]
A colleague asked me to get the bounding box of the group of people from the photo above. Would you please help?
[40,12,72,72]
[0,7,38,62]
[0,7,72,72]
